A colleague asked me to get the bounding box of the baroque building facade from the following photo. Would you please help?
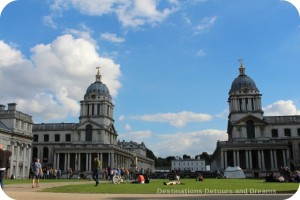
[32,69,154,174]
[210,63,300,177]
[0,103,33,178]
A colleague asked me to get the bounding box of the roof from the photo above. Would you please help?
[229,63,259,94]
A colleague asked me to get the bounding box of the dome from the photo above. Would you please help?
[229,63,259,93]
[85,68,111,97]
[86,81,110,97]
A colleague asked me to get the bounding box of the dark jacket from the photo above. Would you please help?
[0,149,12,169]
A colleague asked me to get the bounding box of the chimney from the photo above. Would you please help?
[8,103,17,111]
[0,104,5,111]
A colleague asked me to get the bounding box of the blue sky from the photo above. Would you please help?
[0,0,300,158]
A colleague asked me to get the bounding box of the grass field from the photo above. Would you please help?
[6,178,299,194]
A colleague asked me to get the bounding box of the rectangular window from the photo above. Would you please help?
[284,129,291,137]
[271,129,278,138]
[55,134,60,142]
[66,134,71,142]
[33,135,38,142]
[44,134,49,142]
[297,128,300,136]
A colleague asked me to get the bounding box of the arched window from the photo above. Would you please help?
[86,125,93,141]
[246,120,255,139]
[43,147,49,163]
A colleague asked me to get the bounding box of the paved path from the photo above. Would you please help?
[3,181,294,200]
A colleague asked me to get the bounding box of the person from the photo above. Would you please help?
[31,158,42,188]
[138,174,145,184]
[196,173,204,181]
[163,174,184,185]
[0,143,12,188]
[92,156,101,186]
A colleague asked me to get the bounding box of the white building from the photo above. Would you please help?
[32,69,154,173]
[0,103,33,178]
[210,62,300,176]
[171,159,206,172]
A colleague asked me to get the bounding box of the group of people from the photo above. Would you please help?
[265,166,300,183]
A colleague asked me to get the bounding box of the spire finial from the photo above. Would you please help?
[96,66,101,82]
[238,58,245,75]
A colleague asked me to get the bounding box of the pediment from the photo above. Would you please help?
[74,120,105,130]
[234,114,268,126]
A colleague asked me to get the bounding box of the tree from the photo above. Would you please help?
[197,152,211,164]
[183,154,191,159]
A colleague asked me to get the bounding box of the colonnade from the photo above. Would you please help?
[220,148,289,171]
[52,151,134,172]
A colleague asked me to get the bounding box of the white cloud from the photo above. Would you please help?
[131,111,212,127]
[151,129,227,157]
[125,124,131,131]
[0,41,25,66]
[101,33,125,43]
[263,100,300,116]
[0,34,121,122]
[119,130,152,141]
[193,16,217,34]
[64,24,96,45]
[118,115,125,121]
[196,49,206,57]
[50,0,180,28]
[43,15,58,29]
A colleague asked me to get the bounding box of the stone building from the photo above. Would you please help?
[32,69,154,173]
[171,158,206,172]
[210,62,300,177]
[0,103,33,178]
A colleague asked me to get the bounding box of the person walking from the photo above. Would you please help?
[0,143,12,189]
[31,158,43,188]
[92,156,101,186]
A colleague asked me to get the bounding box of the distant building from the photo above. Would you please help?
[0,103,33,178]
[171,158,206,172]
[210,63,300,177]
[32,69,154,173]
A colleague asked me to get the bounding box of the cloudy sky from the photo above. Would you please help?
[0,0,300,158]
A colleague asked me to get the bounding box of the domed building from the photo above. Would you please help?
[210,62,300,177]
[32,69,154,175]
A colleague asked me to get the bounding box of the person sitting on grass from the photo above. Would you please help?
[132,174,145,184]
[163,174,185,185]
[196,173,204,181]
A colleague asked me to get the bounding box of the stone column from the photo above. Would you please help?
[261,150,265,170]
[64,153,67,171]
[237,150,240,167]
[249,150,253,169]
[111,153,114,168]
[258,150,262,169]
[283,149,287,167]
[78,153,81,171]
[245,150,249,169]
[86,153,89,172]
[67,153,70,169]
[57,153,60,170]
[233,151,236,167]
[16,145,20,178]
[270,150,274,170]
[75,153,78,171]
[273,150,278,170]
[53,153,57,169]
[220,150,224,169]
[224,151,228,168]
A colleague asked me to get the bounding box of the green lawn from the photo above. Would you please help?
[6,178,297,194]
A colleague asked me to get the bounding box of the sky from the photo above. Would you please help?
[0,0,300,158]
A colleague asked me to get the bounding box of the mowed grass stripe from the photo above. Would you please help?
[33,179,300,194]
